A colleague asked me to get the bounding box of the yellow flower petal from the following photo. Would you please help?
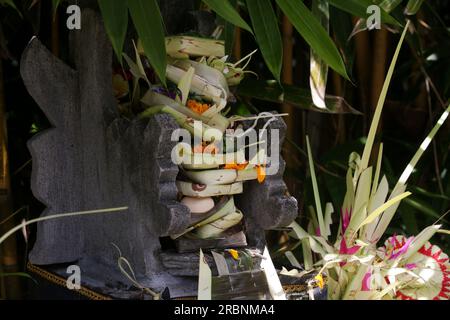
[315,274,324,289]
[227,249,239,260]
[223,162,248,170]
[256,165,266,183]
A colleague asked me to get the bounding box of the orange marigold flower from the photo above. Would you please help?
[187,99,210,114]
[223,162,248,170]
[256,165,266,183]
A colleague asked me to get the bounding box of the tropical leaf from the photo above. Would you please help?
[52,0,62,14]
[377,0,403,13]
[374,104,450,239]
[289,221,327,256]
[405,0,425,15]
[302,238,313,270]
[0,0,21,16]
[217,0,237,56]
[306,135,326,237]
[397,104,450,187]
[309,0,329,109]
[324,202,334,238]
[128,0,167,86]
[403,197,445,220]
[275,0,349,80]
[202,0,253,34]
[246,0,283,83]
[327,0,400,26]
[98,0,128,63]
[359,22,410,175]
[356,191,412,232]
[344,167,372,241]
[364,175,389,240]
[371,143,384,196]
[0,272,34,281]
[235,79,361,114]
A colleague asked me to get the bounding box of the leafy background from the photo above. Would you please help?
[0,0,449,298]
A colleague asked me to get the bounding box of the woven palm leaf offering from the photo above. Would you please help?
[117,33,290,299]
[135,37,268,249]
[285,22,450,300]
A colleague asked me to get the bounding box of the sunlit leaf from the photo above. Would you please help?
[377,0,403,13]
[306,135,326,238]
[374,104,450,238]
[359,22,409,175]
[275,0,349,80]
[328,0,400,26]
[405,0,425,15]
[235,79,360,114]
[310,0,329,109]
[202,0,253,34]
[356,191,412,232]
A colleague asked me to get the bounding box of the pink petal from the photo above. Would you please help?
[362,272,372,291]
[405,263,416,270]
[390,236,414,260]
[341,208,352,235]
[339,238,361,255]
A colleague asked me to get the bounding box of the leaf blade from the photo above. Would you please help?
[202,0,253,34]
[405,0,425,15]
[359,22,409,175]
[310,0,329,109]
[306,136,326,238]
[328,0,400,26]
[275,0,349,80]
[128,0,167,86]
[246,0,283,82]
[98,0,128,63]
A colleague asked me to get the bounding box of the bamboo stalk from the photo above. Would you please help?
[280,14,299,196]
[233,26,241,61]
[353,17,372,134]
[0,59,21,299]
[332,71,345,145]
[51,9,59,57]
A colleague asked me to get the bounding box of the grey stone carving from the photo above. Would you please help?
[20,5,297,298]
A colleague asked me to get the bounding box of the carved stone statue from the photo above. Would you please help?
[20,5,297,298]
